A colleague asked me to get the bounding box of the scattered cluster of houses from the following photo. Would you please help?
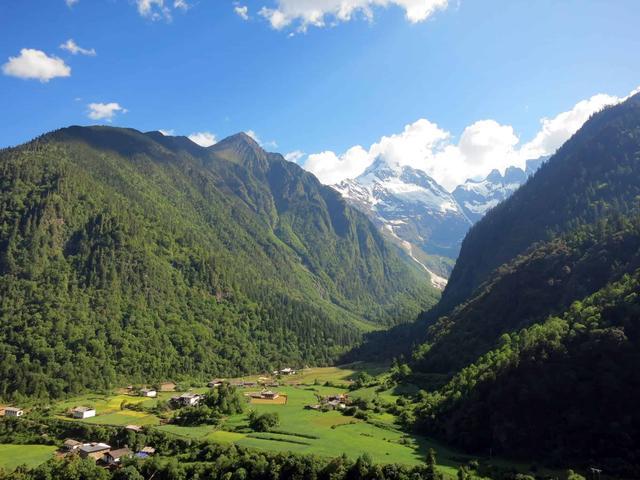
[272,367,297,376]
[61,439,155,466]
[306,393,350,411]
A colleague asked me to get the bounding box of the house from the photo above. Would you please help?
[62,439,82,453]
[125,425,143,433]
[231,381,256,388]
[171,392,202,407]
[327,400,346,410]
[325,394,349,403]
[79,443,111,461]
[140,446,156,455]
[261,390,279,400]
[139,388,157,398]
[280,368,296,375]
[134,446,156,459]
[3,407,24,417]
[208,379,224,388]
[103,447,132,465]
[71,406,96,419]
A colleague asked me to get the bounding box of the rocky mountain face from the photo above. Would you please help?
[452,157,548,222]
[333,156,547,284]
[334,158,471,287]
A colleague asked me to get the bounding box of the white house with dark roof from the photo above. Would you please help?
[139,388,157,398]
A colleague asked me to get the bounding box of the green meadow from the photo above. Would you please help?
[0,445,57,471]
[43,365,491,477]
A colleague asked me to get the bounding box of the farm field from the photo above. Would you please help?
[0,444,57,470]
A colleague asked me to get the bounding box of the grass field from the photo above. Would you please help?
[0,445,57,470]
[43,363,543,477]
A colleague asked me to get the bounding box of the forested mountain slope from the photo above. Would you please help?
[413,251,640,474]
[0,126,437,399]
[412,217,640,374]
[395,93,640,472]
[442,92,640,311]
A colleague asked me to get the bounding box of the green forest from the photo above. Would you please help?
[0,127,437,400]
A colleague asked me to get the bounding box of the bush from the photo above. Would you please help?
[248,411,280,432]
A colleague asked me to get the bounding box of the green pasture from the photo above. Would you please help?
[0,444,56,471]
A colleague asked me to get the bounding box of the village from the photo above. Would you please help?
[0,364,446,474]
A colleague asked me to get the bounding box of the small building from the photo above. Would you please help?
[171,392,202,407]
[3,407,24,417]
[125,425,143,433]
[79,443,111,461]
[62,439,82,453]
[103,447,132,465]
[140,446,156,455]
[71,407,96,419]
[140,388,157,398]
[327,400,346,410]
[261,390,279,400]
[280,368,296,375]
[325,394,349,403]
[208,379,224,388]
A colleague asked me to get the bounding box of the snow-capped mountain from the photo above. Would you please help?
[334,157,472,288]
[452,156,548,222]
[332,156,549,287]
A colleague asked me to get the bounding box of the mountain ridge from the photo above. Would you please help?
[0,125,438,399]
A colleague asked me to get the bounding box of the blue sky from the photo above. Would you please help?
[1,0,639,188]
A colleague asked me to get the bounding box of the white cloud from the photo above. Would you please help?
[136,0,173,20]
[245,130,278,149]
[259,0,448,32]
[60,39,96,56]
[303,87,640,190]
[305,146,371,184]
[66,0,79,6]
[174,0,189,10]
[245,130,260,143]
[159,129,175,136]
[518,93,621,160]
[87,102,127,121]
[188,132,217,147]
[235,5,249,20]
[2,49,71,82]
[285,150,305,163]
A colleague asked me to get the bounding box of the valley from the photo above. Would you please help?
[1,364,562,479]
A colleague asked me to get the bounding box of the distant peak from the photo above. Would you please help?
[214,131,262,150]
[486,169,503,183]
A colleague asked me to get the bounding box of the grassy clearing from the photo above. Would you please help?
[0,444,57,470]
[83,410,160,426]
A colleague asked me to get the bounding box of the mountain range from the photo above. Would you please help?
[333,155,547,285]
[0,126,438,399]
